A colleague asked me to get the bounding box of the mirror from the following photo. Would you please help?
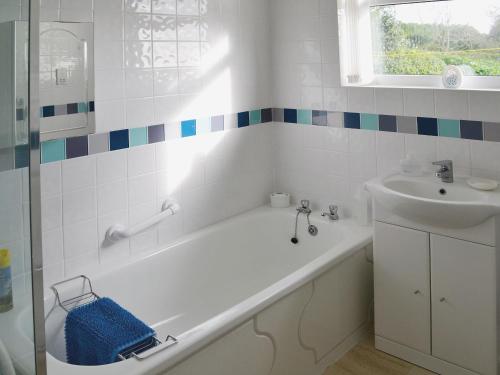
[39,22,94,140]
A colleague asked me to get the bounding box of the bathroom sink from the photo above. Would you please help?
[366,174,500,228]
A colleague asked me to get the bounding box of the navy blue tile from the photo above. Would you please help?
[261,108,273,123]
[344,112,361,129]
[42,106,55,117]
[15,144,29,169]
[284,108,297,123]
[379,115,397,132]
[66,136,89,159]
[89,101,95,112]
[460,120,483,140]
[238,112,250,128]
[312,110,327,126]
[148,124,165,143]
[109,129,129,151]
[417,117,438,136]
[16,108,24,121]
[67,103,78,114]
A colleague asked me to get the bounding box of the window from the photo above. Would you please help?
[338,0,500,89]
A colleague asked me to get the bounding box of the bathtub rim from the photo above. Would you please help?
[42,206,373,374]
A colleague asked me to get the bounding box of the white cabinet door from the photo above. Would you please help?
[374,222,431,353]
[431,234,497,375]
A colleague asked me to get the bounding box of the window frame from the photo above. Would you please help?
[339,0,500,91]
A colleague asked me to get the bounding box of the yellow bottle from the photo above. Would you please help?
[0,249,13,312]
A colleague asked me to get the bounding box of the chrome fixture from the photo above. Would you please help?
[291,200,318,244]
[433,160,454,183]
[321,205,339,221]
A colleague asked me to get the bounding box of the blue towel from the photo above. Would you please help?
[65,297,156,366]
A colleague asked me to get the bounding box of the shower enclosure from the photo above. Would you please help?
[0,0,46,373]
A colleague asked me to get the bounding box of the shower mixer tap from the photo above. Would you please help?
[291,199,318,244]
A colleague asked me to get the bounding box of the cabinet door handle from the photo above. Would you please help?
[440,297,446,302]
[414,290,421,295]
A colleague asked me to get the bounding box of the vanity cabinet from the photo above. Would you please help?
[374,221,498,375]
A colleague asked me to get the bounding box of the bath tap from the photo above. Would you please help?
[297,200,312,215]
[291,200,318,244]
[321,205,339,221]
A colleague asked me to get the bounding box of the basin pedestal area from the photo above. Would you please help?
[367,174,500,375]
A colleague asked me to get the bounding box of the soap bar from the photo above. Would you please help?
[467,178,498,191]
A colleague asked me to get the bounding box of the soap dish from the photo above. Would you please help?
[467,177,499,191]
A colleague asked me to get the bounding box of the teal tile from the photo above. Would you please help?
[438,119,460,138]
[129,127,148,147]
[41,139,66,163]
[250,110,262,125]
[360,113,379,130]
[297,109,312,125]
[78,102,88,113]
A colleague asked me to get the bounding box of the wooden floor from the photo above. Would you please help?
[324,337,437,375]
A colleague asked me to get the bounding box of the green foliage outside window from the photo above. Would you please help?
[371,7,500,76]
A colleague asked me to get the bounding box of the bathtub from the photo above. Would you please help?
[39,206,373,375]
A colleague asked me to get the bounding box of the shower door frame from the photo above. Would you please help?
[28,0,47,373]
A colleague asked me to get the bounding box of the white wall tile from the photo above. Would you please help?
[437,137,471,170]
[63,187,97,225]
[403,89,435,117]
[62,156,96,193]
[128,144,156,177]
[97,180,129,216]
[347,87,375,113]
[63,218,98,259]
[435,90,469,120]
[469,91,500,122]
[97,150,128,185]
[375,88,404,116]
[41,162,62,198]
[128,173,157,207]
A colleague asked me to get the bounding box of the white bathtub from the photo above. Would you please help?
[41,206,373,375]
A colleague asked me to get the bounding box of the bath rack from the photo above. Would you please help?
[105,199,181,244]
[51,275,179,361]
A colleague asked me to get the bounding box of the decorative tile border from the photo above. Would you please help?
[272,108,500,142]
[40,101,95,118]
[32,106,500,166]
[40,108,274,164]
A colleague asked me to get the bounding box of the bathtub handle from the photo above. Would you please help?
[105,200,181,244]
[131,336,179,361]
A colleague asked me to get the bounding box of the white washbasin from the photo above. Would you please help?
[366,174,500,229]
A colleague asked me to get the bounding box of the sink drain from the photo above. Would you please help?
[439,188,447,195]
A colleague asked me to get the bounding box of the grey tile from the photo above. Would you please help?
[483,122,500,142]
[261,108,273,123]
[88,133,109,155]
[327,111,344,127]
[379,115,397,132]
[272,108,284,122]
[66,136,88,159]
[397,116,417,134]
[148,124,165,143]
[211,115,224,132]
[54,104,67,116]
[312,110,327,126]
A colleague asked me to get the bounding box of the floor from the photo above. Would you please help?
[324,337,437,375]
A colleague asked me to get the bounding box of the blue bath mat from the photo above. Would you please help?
[65,297,155,366]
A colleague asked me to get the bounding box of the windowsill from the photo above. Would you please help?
[343,75,500,92]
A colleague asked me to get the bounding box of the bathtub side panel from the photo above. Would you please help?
[300,247,374,361]
[164,320,274,375]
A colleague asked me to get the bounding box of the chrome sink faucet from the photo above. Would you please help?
[322,205,339,221]
[432,160,454,183]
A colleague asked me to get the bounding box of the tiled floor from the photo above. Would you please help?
[324,337,437,375]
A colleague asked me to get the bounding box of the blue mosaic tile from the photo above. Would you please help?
[15,145,29,169]
[284,108,297,124]
[460,120,483,140]
[89,101,95,112]
[42,106,55,118]
[344,112,361,129]
[66,136,89,159]
[181,120,197,137]
[238,112,250,127]
[417,117,438,136]
[109,129,129,151]
[41,139,65,163]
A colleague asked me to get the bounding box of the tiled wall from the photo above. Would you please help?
[40,0,272,133]
[270,0,500,213]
